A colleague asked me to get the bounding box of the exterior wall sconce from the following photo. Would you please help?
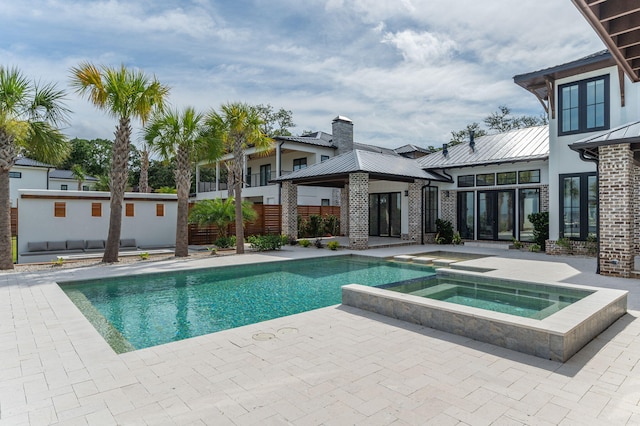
[404,190,409,196]
[444,190,450,198]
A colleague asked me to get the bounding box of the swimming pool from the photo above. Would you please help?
[380,275,590,319]
[60,255,435,352]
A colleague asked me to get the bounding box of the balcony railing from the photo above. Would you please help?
[198,170,292,192]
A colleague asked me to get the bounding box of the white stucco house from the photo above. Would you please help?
[49,169,98,191]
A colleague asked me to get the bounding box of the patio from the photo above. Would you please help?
[1,245,639,424]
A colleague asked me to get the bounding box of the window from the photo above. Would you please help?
[558,75,609,135]
[61,184,68,190]
[259,164,271,186]
[246,167,252,187]
[321,199,330,206]
[458,175,474,188]
[476,173,495,186]
[82,185,89,191]
[424,186,438,233]
[519,188,540,242]
[125,203,134,217]
[321,155,330,162]
[156,204,164,217]
[560,172,597,240]
[518,170,540,184]
[9,171,21,178]
[497,172,516,185]
[457,192,474,239]
[54,202,66,218]
[91,203,102,217]
[293,158,307,171]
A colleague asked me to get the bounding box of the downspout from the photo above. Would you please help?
[577,150,600,274]
[421,180,432,245]
[277,141,285,204]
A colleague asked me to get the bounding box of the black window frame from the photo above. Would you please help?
[558,75,609,136]
[518,169,540,184]
[60,184,68,190]
[259,164,271,186]
[293,157,307,171]
[497,171,517,185]
[559,172,597,240]
[321,199,330,206]
[457,175,474,188]
[321,155,330,162]
[423,186,438,233]
[476,173,495,187]
[9,171,22,178]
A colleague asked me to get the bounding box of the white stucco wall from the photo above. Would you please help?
[548,65,638,239]
[10,166,49,207]
[17,190,177,262]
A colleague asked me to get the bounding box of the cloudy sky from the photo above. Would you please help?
[1,0,605,149]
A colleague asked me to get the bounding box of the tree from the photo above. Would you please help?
[254,103,295,137]
[484,105,547,132]
[0,66,70,270]
[138,145,150,193]
[70,62,169,263]
[449,123,486,147]
[71,164,86,190]
[144,107,223,257]
[204,103,273,253]
[188,198,257,239]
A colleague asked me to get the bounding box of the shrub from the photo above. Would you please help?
[297,215,307,237]
[452,231,462,245]
[314,238,323,248]
[586,233,598,256]
[435,219,454,244]
[528,212,549,251]
[214,235,236,248]
[306,214,325,237]
[327,241,340,250]
[512,237,523,250]
[324,214,340,236]
[556,237,573,254]
[139,252,149,260]
[248,234,283,251]
[529,244,541,252]
[51,256,64,266]
[299,239,311,247]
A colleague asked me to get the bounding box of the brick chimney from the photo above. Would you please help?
[332,116,354,155]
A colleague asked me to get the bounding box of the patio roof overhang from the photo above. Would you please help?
[572,0,640,83]
[569,120,640,164]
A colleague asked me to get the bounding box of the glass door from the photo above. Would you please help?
[478,190,514,240]
[369,192,401,237]
[457,192,474,239]
[478,191,496,240]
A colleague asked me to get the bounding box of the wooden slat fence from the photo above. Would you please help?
[188,204,340,245]
[10,208,17,237]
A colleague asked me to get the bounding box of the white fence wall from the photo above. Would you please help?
[17,190,177,263]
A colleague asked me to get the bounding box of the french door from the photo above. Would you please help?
[369,193,401,237]
[477,190,515,241]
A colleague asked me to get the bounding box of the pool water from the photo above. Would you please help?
[382,276,591,319]
[60,255,435,352]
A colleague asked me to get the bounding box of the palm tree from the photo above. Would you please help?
[0,66,70,270]
[144,107,223,257]
[71,164,85,190]
[138,144,150,193]
[70,63,169,263]
[188,197,257,239]
[204,103,272,254]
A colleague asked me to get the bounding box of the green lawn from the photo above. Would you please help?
[12,237,17,263]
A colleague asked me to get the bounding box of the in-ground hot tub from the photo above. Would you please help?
[342,269,627,362]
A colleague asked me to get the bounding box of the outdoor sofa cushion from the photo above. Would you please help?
[47,241,67,251]
[120,238,137,248]
[85,240,105,250]
[66,240,85,250]
[27,241,48,252]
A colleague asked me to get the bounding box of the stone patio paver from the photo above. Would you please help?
[0,245,639,425]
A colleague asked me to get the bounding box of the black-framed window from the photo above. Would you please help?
[246,167,252,187]
[497,172,516,185]
[9,171,21,178]
[518,170,540,184]
[458,175,474,188]
[558,75,609,136]
[519,188,540,242]
[560,172,597,240]
[424,186,438,232]
[321,199,330,206]
[82,185,89,191]
[259,164,271,186]
[476,173,495,186]
[61,184,68,190]
[457,191,474,239]
[293,158,307,171]
[321,155,330,162]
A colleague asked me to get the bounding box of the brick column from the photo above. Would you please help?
[599,144,634,277]
[281,181,298,239]
[634,166,640,255]
[349,173,369,249]
[406,180,424,242]
[340,186,349,236]
[540,184,549,212]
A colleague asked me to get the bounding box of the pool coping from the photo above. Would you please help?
[342,268,628,362]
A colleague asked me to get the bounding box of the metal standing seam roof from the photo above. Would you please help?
[569,120,640,158]
[274,149,448,182]
[49,170,99,181]
[394,144,431,155]
[417,125,549,170]
[275,132,335,148]
[14,157,54,168]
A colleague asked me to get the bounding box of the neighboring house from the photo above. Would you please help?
[9,157,54,207]
[49,169,98,191]
[194,116,434,206]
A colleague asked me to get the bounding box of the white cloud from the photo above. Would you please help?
[382,30,457,63]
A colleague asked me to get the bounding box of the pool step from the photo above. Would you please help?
[433,259,458,267]
[413,256,436,264]
[393,255,417,262]
[464,241,513,250]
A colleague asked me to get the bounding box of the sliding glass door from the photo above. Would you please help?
[369,193,401,237]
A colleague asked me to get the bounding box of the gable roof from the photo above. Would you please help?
[418,125,549,170]
[275,132,335,148]
[275,149,448,185]
[394,144,431,155]
[570,120,640,159]
[14,157,54,168]
[49,170,98,182]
